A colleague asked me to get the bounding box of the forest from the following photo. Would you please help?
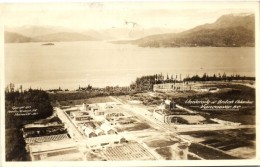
[5,89,53,128]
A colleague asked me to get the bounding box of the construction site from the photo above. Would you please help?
[21,87,255,161]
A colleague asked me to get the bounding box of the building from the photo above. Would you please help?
[86,134,126,150]
[89,105,105,116]
[153,100,206,124]
[28,139,83,161]
[70,111,92,122]
[100,123,116,135]
[153,82,192,92]
[84,127,97,138]
[152,100,190,124]
[80,103,90,111]
[95,129,105,136]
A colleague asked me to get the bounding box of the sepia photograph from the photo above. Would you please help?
[0,1,259,166]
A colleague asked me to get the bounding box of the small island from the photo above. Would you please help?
[42,43,55,46]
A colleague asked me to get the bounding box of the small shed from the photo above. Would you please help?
[84,128,97,138]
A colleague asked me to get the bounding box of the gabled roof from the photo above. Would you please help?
[84,127,94,135]
[100,123,115,132]
[95,129,104,135]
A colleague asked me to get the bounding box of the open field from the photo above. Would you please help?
[118,122,152,132]
[179,128,255,159]
[155,147,172,160]
[145,139,178,148]
[173,84,255,125]
[189,143,238,159]
[56,96,114,106]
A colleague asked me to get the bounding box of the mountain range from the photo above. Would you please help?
[123,13,255,47]
[4,26,182,43]
[5,13,255,47]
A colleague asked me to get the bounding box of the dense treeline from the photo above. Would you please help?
[184,73,255,82]
[5,89,53,161]
[129,73,255,91]
[5,89,53,128]
[130,73,185,91]
[48,86,131,103]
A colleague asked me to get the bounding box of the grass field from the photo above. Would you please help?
[58,96,113,106]
[179,129,255,159]
[145,139,178,148]
[118,122,152,132]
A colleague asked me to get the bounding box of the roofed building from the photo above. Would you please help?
[86,134,127,150]
[95,129,105,136]
[28,139,83,161]
[84,127,97,138]
[70,111,92,122]
[100,123,116,135]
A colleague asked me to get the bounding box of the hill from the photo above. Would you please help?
[31,32,98,42]
[5,25,183,43]
[4,31,32,43]
[4,31,99,43]
[126,13,255,47]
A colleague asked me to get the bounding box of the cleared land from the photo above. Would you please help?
[179,129,255,159]
[58,96,113,106]
[173,84,255,125]
[102,142,156,161]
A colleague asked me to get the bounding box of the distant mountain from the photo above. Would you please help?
[121,13,255,47]
[31,32,98,42]
[5,25,183,43]
[6,26,61,37]
[4,31,32,43]
[5,26,99,43]
[4,31,99,43]
[79,27,184,41]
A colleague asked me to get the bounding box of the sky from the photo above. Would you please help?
[0,2,257,31]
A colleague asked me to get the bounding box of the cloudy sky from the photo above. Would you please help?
[0,2,257,30]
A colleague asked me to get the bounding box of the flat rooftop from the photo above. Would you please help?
[29,139,77,153]
[25,134,69,144]
[71,111,89,117]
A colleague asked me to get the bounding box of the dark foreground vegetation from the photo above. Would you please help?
[5,89,53,161]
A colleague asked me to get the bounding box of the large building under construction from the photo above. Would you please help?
[153,82,192,92]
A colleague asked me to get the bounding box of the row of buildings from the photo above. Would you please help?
[153,82,219,93]
[22,117,85,161]
[64,102,131,151]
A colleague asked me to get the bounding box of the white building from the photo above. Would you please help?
[86,134,126,150]
[95,129,105,136]
[70,111,92,122]
[100,123,116,135]
[153,83,192,92]
[28,139,83,161]
[84,127,97,138]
